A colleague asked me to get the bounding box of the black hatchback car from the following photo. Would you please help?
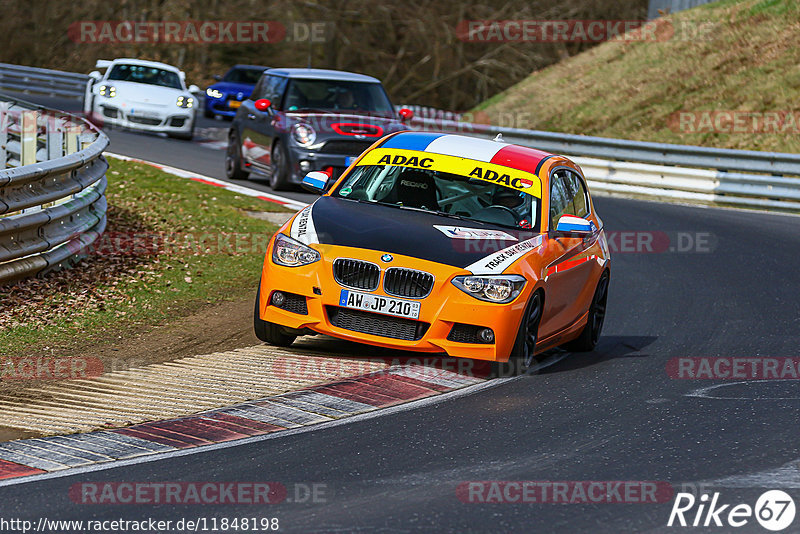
[225,68,413,190]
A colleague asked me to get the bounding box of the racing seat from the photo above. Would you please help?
[394,170,439,211]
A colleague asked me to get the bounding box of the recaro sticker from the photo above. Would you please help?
[465,235,544,275]
[434,225,518,241]
[358,148,542,198]
[289,204,318,245]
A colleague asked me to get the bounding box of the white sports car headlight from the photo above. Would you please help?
[452,274,526,303]
[176,96,194,108]
[98,85,116,97]
[272,233,320,267]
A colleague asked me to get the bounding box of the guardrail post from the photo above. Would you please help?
[20,110,37,166]
[46,116,65,161]
[65,125,81,154]
[0,101,7,169]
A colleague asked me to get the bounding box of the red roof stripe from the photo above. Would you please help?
[489,144,552,175]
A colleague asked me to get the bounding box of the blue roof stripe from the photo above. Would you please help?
[381,132,445,151]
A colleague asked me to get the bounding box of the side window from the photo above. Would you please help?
[549,171,569,229]
[251,76,267,100]
[263,75,288,109]
[563,171,590,218]
[549,170,590,229]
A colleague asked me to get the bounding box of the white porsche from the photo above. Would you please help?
[84,58,199,140]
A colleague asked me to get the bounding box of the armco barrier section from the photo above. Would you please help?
[411,117,800,212]
[0,95,108,285]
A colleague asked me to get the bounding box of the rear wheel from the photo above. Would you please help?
[563,271,609,352]
[254,282,297,347]
[269,142,292,191]
[492,291,543,377]
[225,131,250,180]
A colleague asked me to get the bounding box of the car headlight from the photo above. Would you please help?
[206,88,223,99]
[452,274,526,303]
[272,233,320,267]
[98,85,116,98]
[176,96,194,108]
[292,123,316,146]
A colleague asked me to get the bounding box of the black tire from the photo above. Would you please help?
[563,271,610,352]
[254,282,297,347]
[492,291,544,377]
[225,131,250,180]
[269,141,292,191]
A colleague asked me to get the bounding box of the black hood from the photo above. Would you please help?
[309,196,538,269]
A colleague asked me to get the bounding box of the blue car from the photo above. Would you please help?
[204,64,270,119]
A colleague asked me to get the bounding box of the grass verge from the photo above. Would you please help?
[475,0,800,153]
[0,159,290,358]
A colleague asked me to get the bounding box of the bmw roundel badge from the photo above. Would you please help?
[381,254,393,263]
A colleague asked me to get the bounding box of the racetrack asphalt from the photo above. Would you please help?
[2,92,799,533]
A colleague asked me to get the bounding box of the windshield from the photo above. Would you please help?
[107,64,183,90]
[333,155,541,231]
[283,79,394,115]
[223,67,266,84]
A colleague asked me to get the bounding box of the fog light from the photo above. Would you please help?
[271,291,286,307]
[478,328,495,343]
[299,160,311,171]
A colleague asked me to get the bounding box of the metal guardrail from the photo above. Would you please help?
[0,94,109,285]
[411,117,800,212]
[0,63,89,100]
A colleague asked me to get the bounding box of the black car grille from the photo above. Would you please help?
[274,292,308,315]
[128,115,162,126]
[320,140,374,155]
[447,323,494,344]
[326,306,429,341]
[333,259,380,291]
[383,268,434,299]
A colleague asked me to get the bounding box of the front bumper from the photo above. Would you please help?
[206,97,240,117]
[285,145,368,184]
[95,101,194,134]
[258,242,530,362]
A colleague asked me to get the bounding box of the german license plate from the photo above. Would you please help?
[339,289,420,319]
[228,100,241,109]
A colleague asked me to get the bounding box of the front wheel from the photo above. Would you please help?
[269,142,292,191]
[563,271,609,352]
[225,132,250,180]
[493,291,543,377]
[254,282,296,347]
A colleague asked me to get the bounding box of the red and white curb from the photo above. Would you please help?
[105,152,309,211]
[0,365,487,481]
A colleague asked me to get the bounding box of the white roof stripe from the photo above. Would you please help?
[424,135,505,161]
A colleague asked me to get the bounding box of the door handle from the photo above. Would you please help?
[247,113,257,120]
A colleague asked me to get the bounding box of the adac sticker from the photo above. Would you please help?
[434,225,517,241]
[358,148,542,198]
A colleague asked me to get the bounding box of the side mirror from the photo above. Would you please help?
[398,107,414,122]
[254,98,272,112]
[554,215,594,237]
[301,171,330,194]
[88,71,101,81]
[213,74,223,81]
[188,84,200,93]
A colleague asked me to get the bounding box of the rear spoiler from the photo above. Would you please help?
[95,60,113,69]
